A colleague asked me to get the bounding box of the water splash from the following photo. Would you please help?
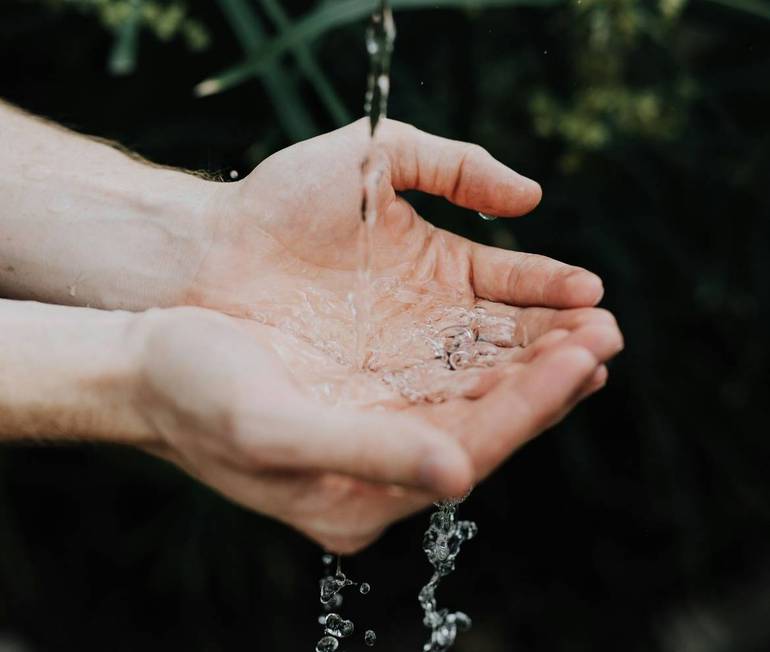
[419,497,477,652]
[317,555,375,650]
[380,303,525,403]
[315,635,339,652]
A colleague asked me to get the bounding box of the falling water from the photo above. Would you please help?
[358,1,484,642]
[419,497,477,651]
[317,555,375,651]
[313,1,522,648]
[364,1,396,136]
[316,8,395,647]
[354,0,396,370]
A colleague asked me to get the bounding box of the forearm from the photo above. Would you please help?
[0,101,220,310]
[0,299,155,445]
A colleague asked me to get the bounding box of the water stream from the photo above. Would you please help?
[419,497,477,651]
[316,6,395,649]
[317,555,375,651]
[354,0,396,370]
[313,2,525,649]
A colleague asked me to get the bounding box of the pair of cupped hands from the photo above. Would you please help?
[131,119,622,553]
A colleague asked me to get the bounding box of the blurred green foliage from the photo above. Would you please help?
[40,0,211,52]
[530,0,695,169]
[2,1,770,651]
[33,0,770,162]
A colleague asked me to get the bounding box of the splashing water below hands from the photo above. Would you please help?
[419,497,477,651]
[317,555,375,651]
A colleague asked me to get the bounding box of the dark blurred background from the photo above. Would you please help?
[1,0,769,650]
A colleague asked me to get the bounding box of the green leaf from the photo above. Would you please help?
[215,0,318,142]
[196,0,563,98]
[260,0,351,126]
[702,0,770,20]
[108,0,141,76]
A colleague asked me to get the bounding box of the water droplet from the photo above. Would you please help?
[479,212,498,221]
[322,592,343,611]
[377,74,390,96]
[340,620,354,638]
[454,612,472,632]
[317,559,367,647]
[323,613,354,638]
[420,499,476,650]
[315,635,339,652]
[448,350,472,370]
[365,630,377,647]
[320,575,349,603]
[359,582,371,595]
[325,613,342,631]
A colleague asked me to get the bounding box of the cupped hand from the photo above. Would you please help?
[193,119,606,366]
[136,302,621,554]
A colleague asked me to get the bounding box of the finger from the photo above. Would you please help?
[459,345,599,479]
[470,243,604,308]
[381,120,542,216]
[438,322,619,404]
[242,405,474,498]
[507,327,570,362]
[512,306,620,347]
[471,304,621,355]
[515,322,624,365]
[578,364,608,402]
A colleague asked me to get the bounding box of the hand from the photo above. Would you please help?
[0,111,624,553]
[136,303,622,554]
[193,119,607,369]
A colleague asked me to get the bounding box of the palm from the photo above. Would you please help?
[198,120,598,371]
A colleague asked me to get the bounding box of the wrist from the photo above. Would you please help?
[0,301,160,448]
[80,160,226,311]
[0,102,227,311]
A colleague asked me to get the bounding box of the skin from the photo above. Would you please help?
[0,105,623,553]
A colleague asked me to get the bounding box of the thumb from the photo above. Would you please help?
[381,119,542,217]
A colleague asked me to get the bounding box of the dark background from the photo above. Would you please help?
[1,1,770,651]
